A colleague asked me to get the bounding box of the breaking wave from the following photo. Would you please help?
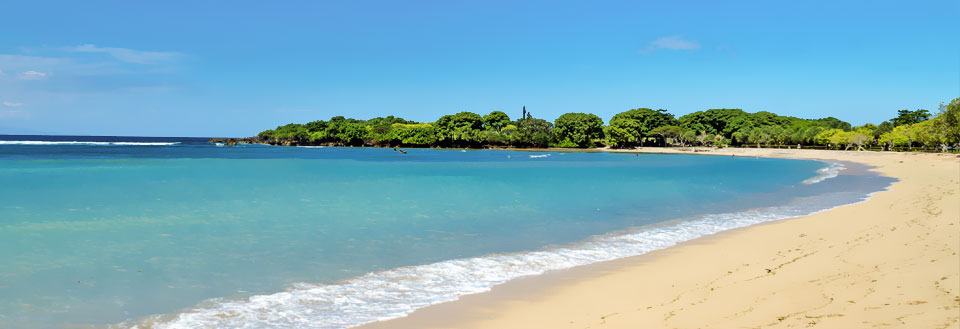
[803,162,846,184]
[0,141,180,146]
[127,189,872,329]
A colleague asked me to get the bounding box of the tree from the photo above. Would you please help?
[252,99,958,152]
[606,108,676,148]
[366,116,414,146]
[815,129,844,149]
[270,123,310,145]
[385,123,436,146]
[879,125,911,150]
[482,111,511,131]
[649,125,692,146]
[304,120,328,133]
[891,109,931,127]
[511,117,553,148]
[933,98,960,146]
[325,116,370,146]
[874,121,894,139]
[257,129,276,142]
[814,117,853,131]
[554,112,604,148]
[848,126,875,150]
[435,112,484,147]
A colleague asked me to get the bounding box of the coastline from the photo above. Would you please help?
[361,148,960,329]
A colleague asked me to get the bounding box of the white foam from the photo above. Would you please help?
[128,193,861,329]
[529,154,551,158]
[0,141,180,146]
[802,162,846,184]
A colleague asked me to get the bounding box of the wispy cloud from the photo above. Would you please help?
[18,70,49,80]
[642,35,701,53]
[0,99,27,119]
[65,44,182,64]
[2,101,23,108]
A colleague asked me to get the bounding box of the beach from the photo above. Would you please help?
[363,148,960,329]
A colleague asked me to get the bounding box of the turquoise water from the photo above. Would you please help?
[0,137,893,328]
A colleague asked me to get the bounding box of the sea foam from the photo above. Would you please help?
[130,188,866,329]
[0,141,180,146]
[802,162,846,184]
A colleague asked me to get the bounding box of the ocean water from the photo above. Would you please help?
[0,135,894,329]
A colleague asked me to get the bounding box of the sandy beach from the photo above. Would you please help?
[363,148,960,329]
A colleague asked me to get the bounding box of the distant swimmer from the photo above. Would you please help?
[393,147,408,154]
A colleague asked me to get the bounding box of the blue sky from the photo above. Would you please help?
[0,0,957,137]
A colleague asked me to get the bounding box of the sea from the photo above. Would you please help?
[0,135,894,328]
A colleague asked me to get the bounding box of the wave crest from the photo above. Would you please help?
[0,141,180,146]
[129,193,858,329]
[803,162,846,184]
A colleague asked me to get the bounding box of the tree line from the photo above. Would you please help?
[256,98,960,151]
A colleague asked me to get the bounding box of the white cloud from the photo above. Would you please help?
[2,101,23,108]
[66,44,181,64]
[642,36,701,53]
[18,70,48,80]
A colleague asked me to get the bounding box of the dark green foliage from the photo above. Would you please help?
[382,123,437,146]
[814,117,853,131]
[678,109,853,146]
[874,121,894,139]
[512,117,553,148]
[435,112,484,147]
[891,109,931,127]
[678,109,750,137]
[255,99,958,151]
[325,116,369,146]
[366,116,415,145]
[933,99,960,145]
[554,113,604,147]
[268,123,310,145]
[649,125,695,146]
[606,108,676,148]
[482,111,511,131]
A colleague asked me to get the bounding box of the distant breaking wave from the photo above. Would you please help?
[803,162,846,185]
[128,189,872,329]
[0,141,180,146]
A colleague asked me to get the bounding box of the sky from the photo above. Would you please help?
[0,0,957,137]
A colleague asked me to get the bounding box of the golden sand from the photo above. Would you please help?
[363,148,960,329]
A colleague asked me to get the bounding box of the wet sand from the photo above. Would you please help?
[362,148,960,329]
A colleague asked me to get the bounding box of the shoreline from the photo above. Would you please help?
[361,148,960,329]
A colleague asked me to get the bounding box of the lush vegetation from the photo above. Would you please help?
[256,98,960,151]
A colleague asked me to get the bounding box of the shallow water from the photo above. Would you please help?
[0,136,893,328]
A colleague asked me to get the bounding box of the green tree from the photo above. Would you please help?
[435,112,484,147]
[891,109,932,127]
[554,112,604,148]
[271,123,310,145]
[482,111,511,131]
[874,121,894,139]
[257,129,276,142]
[304,120,328,133]
[933,98,959,146]
[649,125,693,146]
[678,109,750,138]
[879,125,911,150]
[848,126,875,150]
[813,117,853,131]
[366,116,414,146]
[606,108,676,148]
[385,123,437,146]
[511,117,553,148]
